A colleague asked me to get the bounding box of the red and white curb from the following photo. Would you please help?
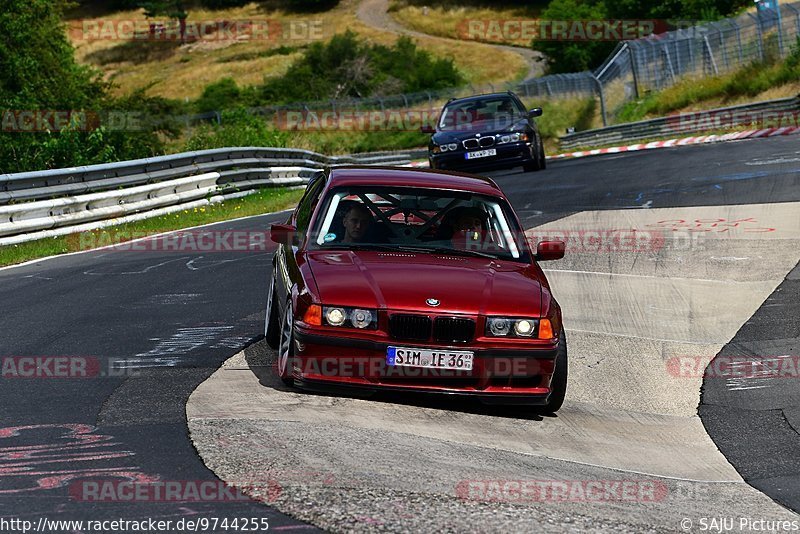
[549,126,800,160]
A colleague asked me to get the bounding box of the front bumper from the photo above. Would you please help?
[291,329,558,405]
[430,142,534,172]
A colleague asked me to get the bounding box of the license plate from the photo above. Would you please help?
[387,346,474,371]
[465,149,496,160]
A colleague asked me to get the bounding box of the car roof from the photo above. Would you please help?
[327,166,504,197]
[445,92,518,107]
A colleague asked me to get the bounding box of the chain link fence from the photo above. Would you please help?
[517,2,800,125]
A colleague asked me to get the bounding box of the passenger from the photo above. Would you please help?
[437,206,488,246]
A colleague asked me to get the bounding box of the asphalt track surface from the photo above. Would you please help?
[1,135,799,532]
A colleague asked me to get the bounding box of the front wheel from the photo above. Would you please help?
[523,138,544,172]
[264,271,280,349]
[539,331,567,413]
[276,302,297,387]
[538,139,547,170]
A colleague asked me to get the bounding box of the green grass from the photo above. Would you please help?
[0,187,304,268]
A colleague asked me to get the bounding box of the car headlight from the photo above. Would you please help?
[433,142,459,153]
[496,132,527,144]
[351,309,374,329]
[323,306,378,329]
[486,317,539,338]
[325,307,346,326]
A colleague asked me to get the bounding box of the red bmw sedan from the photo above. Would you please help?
[265,166,568,412]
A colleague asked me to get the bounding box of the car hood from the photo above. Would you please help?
[306,250,543,316]
[433,118,529,143]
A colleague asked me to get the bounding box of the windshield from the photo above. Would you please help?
[309,186,528,261]
[438,97,525,131]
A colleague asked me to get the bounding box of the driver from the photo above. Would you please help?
[341,202,374,242]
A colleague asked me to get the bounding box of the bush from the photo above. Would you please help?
[184,108,289,151]
[256,31,464,104]
[196,78,242,112]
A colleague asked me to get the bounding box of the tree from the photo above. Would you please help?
[532,0,616,74]
[0,0,105,110]
[136,0,189,41]
[0,0,177,173]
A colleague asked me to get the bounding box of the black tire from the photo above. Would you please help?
[538,140,547,170]
[523,137,545,172]
[539,331,567,413]
[276,302,297,387]
[264,270,280,349]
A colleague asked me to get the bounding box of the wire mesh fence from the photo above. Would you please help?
[516,2,800,125]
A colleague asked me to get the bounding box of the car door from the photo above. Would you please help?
[274,176,325,310]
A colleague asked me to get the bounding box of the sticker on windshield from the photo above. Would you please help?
[323,233,337,243]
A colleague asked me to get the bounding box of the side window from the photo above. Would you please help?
[294,178,325,239]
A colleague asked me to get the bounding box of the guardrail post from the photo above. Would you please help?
[777,2,785,56]
[734,22,744,64]
[787,4,800,37]
[711,22,729,71]
[662,46,677,83]
[703,35,719,75]
[748,12,765,62]
[589,74,607,127]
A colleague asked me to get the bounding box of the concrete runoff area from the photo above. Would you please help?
[187,202,800,531]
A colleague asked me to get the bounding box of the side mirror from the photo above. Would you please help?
[536,240,565,261]
[420,124,436,134]
[529,107,543,118]
[270,223,298,245]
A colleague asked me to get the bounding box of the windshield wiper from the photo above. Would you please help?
[323,243,498,259]
[414,245,497,259]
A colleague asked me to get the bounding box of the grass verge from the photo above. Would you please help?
[388,1,547,45]
[0,187,303,268]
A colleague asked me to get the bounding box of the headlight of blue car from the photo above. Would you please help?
[496,132,528,144]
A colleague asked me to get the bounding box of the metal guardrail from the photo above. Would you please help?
[0,147,426,204]
[558,96,800,149]
[0,147,426,246]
